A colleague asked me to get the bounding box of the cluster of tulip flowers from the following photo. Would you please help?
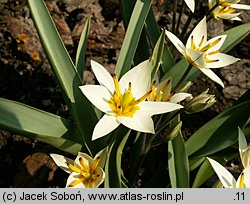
[50,0,250,188]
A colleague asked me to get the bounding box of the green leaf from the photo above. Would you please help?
[104,127,130,187]
[75,17,91,80]
[150,30,165,79]
[221,23,250,53]
[161,23,250,87]
[144,7,175,72]
[191,158,215,188]
[115,0,151,78]
[28,0,105,155]
[168,115,189,187]
[0,98,81,155]
[186,100,250,158]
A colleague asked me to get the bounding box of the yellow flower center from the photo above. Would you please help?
[67,156,101,188]
[149,80,174,102]
[107,75,151,118]
[187,35,221,66]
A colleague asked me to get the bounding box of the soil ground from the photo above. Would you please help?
[0,0,249,187]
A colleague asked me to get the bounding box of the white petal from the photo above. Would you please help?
[199,68,225,88]
[238,128,248,168]
[50,154,74,174]
[66,172,85,188]
[170,93,192,103]
[91,60,115,92]
[204,35,227,53]
[205,53,240,68]
[187,17,207,49]
[236,166,250,188]
[184,0,195,12]
[119,60,151,99]
[218,13,242,20]
[230,4,250,10]
[75,152,92,168]
[207,157,236,188]
[186,48,206,67]
[79,85,112,113]
[165,30,186,57]
[118,111,155,134]
[92,114,120,140]
[94,148,108,168]
[139,101,183,116]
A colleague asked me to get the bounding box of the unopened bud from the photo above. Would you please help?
[164,121,182,141]
[185,89,216,113]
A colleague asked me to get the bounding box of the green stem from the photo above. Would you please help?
[172,0,178,34]
[172,63,193,92]
[155,109,184,136]
[175,0,185,35]
[179,11,193,40]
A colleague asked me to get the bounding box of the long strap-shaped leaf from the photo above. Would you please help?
[75,17,91,80]
[185,100,250,158]
[28,0,105,154]
[162,23,250,87]
[168,115,189,187]
[0,98,81,155]
[115,0,151,78]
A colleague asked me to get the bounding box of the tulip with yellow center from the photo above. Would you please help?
[50,149,106,188]
[209,0,250,21]
[80,60,183,140]
[165,16,240,88]
[207,157,250,188]
[149,78,191,103]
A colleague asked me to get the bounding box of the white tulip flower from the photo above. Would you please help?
[50,149,106,188]
[80,60,183,140]
[209,0,250,21]
[207,157,250,188]
[165,16,240,87]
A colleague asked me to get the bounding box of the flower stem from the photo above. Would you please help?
[172,63,193,93]
[172,0,178,34]
[179,10,193,40]
[155,109,184,136]
[175,0,185,35]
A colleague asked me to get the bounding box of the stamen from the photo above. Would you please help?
[92,157,101,171]
[205,58,219,63]
[135,90,152,104]
[67,163,82,173]
[207,50,220,55]
[68,178,84,187]
[113,74,121,97]
[198,35,205,47]
[191,36,197,50]
[79,157,90,172]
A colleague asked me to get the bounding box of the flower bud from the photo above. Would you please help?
[185,89,216,113]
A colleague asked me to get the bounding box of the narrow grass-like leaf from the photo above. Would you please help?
[76,17,90,80]
[28,0,105,155]
[168,115,189,187]
[115,0,151,78]
[186,100,250,158]
[145,8,175,72]
[104,127,130,187]
[150,31,165,79]
[191,158,215,188]
[0,98,81,155]
[162,23,250,87]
